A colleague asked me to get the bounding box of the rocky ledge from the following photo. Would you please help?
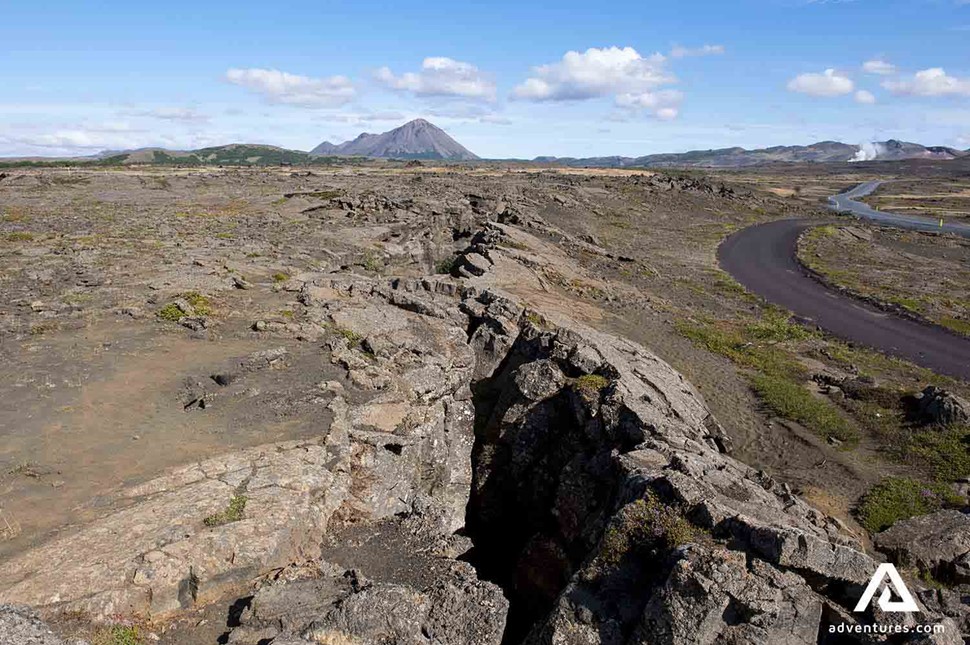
[1,216,965,644]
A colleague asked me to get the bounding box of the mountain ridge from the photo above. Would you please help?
[534,139,968,168]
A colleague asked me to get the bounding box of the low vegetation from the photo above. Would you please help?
[180,292,212,315]
[4,231,34,242]
[677,310,858,445]
[597,492,696,569]
[435,256,458,274]
[571,373,611,401]
[157,303,184,322]
[93,625,142,645]
[750,374,857,443]
[856,477,962,533]
[203,493,247,527]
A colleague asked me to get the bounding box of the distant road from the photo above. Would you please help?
[718,217,970,381]
[828,180,970,238]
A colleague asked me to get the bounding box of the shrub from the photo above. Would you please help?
[272,272,290,283]
[857,477,961,533]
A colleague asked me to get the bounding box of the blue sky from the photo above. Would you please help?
[2,0,969,158]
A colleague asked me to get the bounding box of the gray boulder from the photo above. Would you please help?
[876,510,970,583]
[916,386,970,426]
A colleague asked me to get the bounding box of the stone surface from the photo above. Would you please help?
[876,510,970,582]
[0,605,84,645]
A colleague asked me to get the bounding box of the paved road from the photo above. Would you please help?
[828,180,970,238]
[718,217,970,381]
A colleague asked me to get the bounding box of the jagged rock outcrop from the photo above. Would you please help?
[2,202,966,645]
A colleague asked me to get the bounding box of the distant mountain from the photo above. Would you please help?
[311,119,478,160]
[536,140,968,169]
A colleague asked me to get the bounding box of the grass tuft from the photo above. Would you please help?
[93,625,142,645]
[857,477,962,533]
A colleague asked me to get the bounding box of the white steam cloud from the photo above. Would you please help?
[850,142,886,162]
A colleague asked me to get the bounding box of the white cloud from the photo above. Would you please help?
[616,90,684,119]
[862,59,895,75]
[854,90,876,104]
[375,57,496,100]
[670,44,725,58]
[786,69,854,97]
[225,68,356,107]
[882,68,970,97]
[512,46,674,102]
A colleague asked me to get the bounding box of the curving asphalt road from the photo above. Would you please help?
[829,180,970,238]
[718,216,970,381]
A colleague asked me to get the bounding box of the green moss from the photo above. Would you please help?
[203,494,247,527]
[180,292,212,315]
[524,311,545,327]
[93,625,142,645]
[572,374,610,399]
[272,272,290,283]
[750,373,858,445]
[598,492,696,569]
[157,303,184,322]
[333,326,363,348]
[857,477,962,533]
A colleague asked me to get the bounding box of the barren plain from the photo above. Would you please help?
[0,164,968,644]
